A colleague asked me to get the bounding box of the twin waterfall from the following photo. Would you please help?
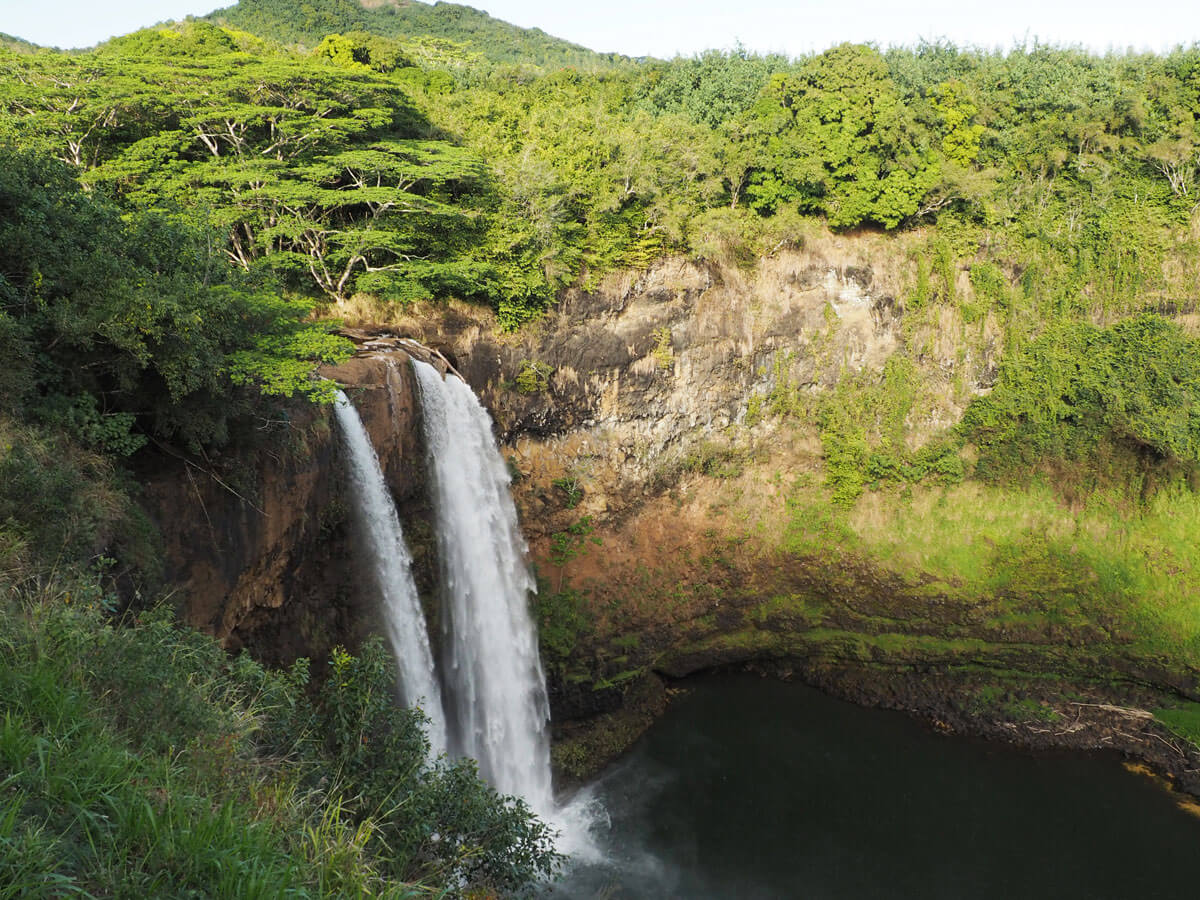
[333,359,554,819]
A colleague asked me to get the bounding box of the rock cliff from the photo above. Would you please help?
[142,351,436,669]
[388,241,978,532]
[141,239,1200,794]
[371,244,1200,789]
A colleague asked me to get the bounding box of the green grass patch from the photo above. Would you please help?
[826,478,1200,665]
[1154,703,1200,751]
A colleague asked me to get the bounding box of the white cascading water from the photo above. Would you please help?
[411,359,555,816]
[333,389,448,755]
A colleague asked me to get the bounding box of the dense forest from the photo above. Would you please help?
[4,0,1200,894]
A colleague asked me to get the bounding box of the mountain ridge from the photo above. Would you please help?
[205,0,625,67]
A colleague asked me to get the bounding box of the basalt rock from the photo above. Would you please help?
[141,349,436,669]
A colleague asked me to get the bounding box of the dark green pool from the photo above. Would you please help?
[550,674,1199,899]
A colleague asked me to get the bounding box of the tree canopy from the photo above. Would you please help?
[0,145,349,452]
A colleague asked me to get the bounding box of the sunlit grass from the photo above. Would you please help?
[1154,702,1200,751]
[771,474,1200,666]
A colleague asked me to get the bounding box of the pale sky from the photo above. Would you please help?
[2,0,1198,56]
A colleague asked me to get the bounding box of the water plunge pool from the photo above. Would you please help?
[552,673,1199,899]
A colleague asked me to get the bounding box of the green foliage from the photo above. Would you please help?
[817,356,963,505]
[0,146,351,451]
[535,583,589,671]
[908,252,933,310]
[0,419,156,584]
[98,20,243,58]
[651,326,674,370]
[636,48,790,128]
[514,360,553,394]
[744,393,765,426]
[0,32,39,53]
[930,80,984,166]
[10,23,1198,329]
[314,31,412,73]
[0,587,561,897]
[551,476,583,508]
[969,686,1060,724]
[549,517,600,567]
[932,239,957,305]
[819,413,870,506]
[681,442,748,480]
[744,44,938,228]
[288,638,562,892]
[968,261,1011,311]
[961,315,1200,487]
[207,0,370,48]
[0,40,503,307]
[208,0,615,69]
[0,589,322,896]
[985,528,1136,619]
[765,352,804,418]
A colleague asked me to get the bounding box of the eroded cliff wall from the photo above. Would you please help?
[142,351,436,669]
[140,238,1200,792]
[370,242,1200,788]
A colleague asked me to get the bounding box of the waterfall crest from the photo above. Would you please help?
[412,360,554,816]
[333,389,447,755]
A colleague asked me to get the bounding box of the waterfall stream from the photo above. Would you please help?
[336,363,599,857]
[412,360,555,817]
[332,389,447,755]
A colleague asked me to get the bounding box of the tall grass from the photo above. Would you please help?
[0,577,559,898]
[0,582,348,898]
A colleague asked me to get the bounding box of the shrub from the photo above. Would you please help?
[0,586,562,897]
[961,314,1200,492]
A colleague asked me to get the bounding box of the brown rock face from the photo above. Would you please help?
[141,351,435,669]
[140,245,988,709]
[375,249,960,539]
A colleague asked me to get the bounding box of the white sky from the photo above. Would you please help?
[2,0,1198,55]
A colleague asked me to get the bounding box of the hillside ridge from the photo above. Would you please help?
[205,0,624,66]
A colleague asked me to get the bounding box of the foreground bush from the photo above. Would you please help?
[0,579,560,898]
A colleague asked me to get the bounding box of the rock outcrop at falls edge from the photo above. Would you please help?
[141,348,441,671]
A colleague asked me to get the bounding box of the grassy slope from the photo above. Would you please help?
[0,576,561,896]
[0,33,39,52]
[0,592,360,897]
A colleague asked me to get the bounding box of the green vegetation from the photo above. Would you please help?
[780,476,1200,664]
[681,441,752,480]
[515,360,554,394]
[0,146,350,453]
[548,517,600,568]
[0,589,559,896]
[962,315,1200,488]
[0,23,570,892]
[207,0,620,68]
[7,16,1200,327]
[536,584,589,673]
[551,475,584,508]
[0,32,38,52]
[1155,703,1200,751]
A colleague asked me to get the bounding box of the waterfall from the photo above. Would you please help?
[332,389,447,755]
[412,360,554,816]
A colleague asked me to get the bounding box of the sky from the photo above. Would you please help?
[2,0,1199,56]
